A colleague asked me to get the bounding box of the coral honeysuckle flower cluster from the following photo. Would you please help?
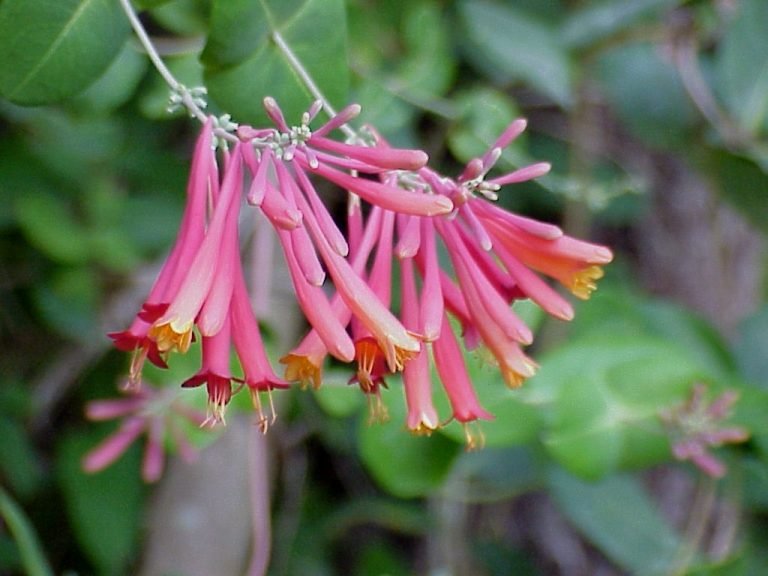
[102,97,613,448]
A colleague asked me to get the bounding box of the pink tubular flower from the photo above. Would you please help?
[400,256,439,434]
[83,384,206,483]
[240,99,432,374]
[278,205,383,390]
[109,117,217,385]
[105,97,614,453]
[230,249,288,430]
[148,145,243,353]
[433,313,493,449]
[181,315,237,426]
[301,118,613,437]
[109,100,448,428]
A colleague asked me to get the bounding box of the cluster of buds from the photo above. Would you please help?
[661,383,749,478]
[102,97,613,452]
[83,381,206,482]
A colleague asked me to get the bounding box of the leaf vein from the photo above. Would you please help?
[9,0,99,98]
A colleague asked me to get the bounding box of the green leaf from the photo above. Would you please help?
[597,43,697,148]
[355,539,411,576]
[352,77,418,145]
[447,447,544,502]
[149,0,211,36]
[397,1,456,98]
[32,267,99,341]
[715,0,768,134]
[562,0,681,50]
[549,468,681,575]
[459,0,573,108]
[23,110,125,185]
[119,193,184,253]
[88,228,141,272]
[702,148,768,234]
[312,375,365,418]
[358,389,460,498]
[15,192,90,264]
[55,431,144,575]
[640,300,738,379]
[73,43,148,114]
[531,337,703,478]
[203,0,349,125]
[544,375,623,478]
[0,0,130,105]
[0,137,55,232]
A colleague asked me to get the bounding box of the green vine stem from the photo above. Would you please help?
[117,0,357,142]
[117,0,209,124]
[0,485,54,576]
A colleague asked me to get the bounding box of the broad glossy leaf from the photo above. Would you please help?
[459,0,573,108]
[543,375,622,478]
[715,0,768,135]
[534,337,703,478]
[73,43,147,114]
[568,286,737,383]
[203,0,349,126]
[356,541,411,576]
[346,0,453,137]
[730,386,768,451]
[0,0,129,104]
[549,469,681,575]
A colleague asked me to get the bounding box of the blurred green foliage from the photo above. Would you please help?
[1,0,767,575]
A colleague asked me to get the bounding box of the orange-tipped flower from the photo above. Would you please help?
[104,100,614,461]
